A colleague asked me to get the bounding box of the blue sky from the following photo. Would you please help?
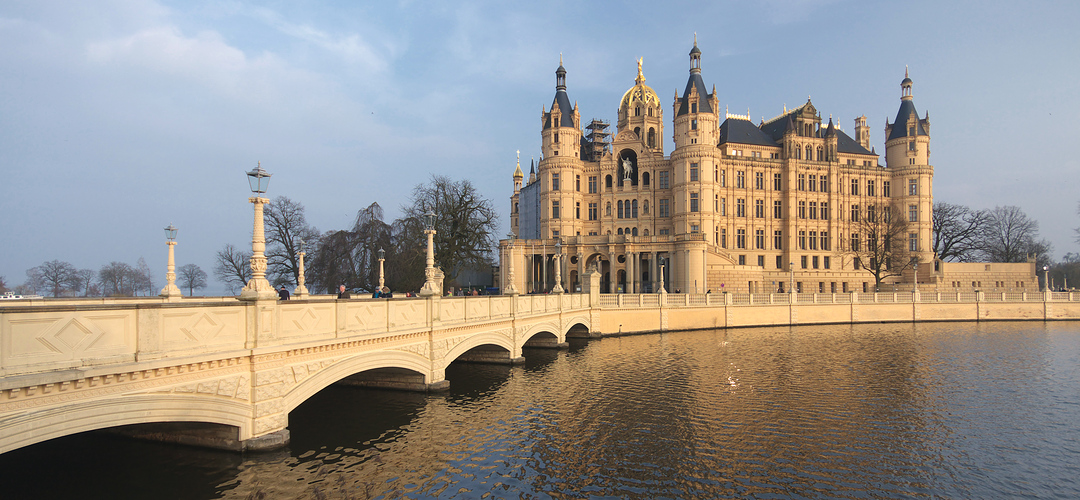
[2,0,1078,292]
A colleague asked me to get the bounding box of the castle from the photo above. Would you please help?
[504,42,1034,295]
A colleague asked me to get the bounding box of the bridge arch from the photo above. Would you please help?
[0,394,253,455]
[442,331,517,366]
[282,349,433,414]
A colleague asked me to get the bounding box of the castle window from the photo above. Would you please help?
[851,234,860,252]
[851,179,860,196]
[720,197,727,216]
[774,230,783,250]
[809,174,817,192]
[658,171,669,189]
[737,229,747,249]
[632,199,639,218]
[691,119,698,130]
[690,193,700,213]
[589,202,597,220]
[632,227,638,236]
[821,202,829,220]
[909,204,918,222]
[755,229,765,249]
[552,200,560,219]
[642,172,650,186]
[909,126,916,136]
[618,228,623,235]
[736,198,745,217]
[720,169,727,187]
[576,175,581,191]
[851,204,860,222]
[589,176,597,193]
[867,205,876,222]
[799,231,806,250]
[714,194,719,212]
[883,181,890,197]
[576,202,581,219]
[908,179,918,195]
[821,175,829,192]
[806,146,812,159]
[737,171,745,188]
[909,233,918,252]
[774,200,782,219]
[755,199,764,218]
[606,175,613,189]
[690,164,699,181]
[867,180,875,196]
[554,134,559,143]
[659,199,670,217]
[692,102,697,113]
[821,231,830,251]
[774,173,782,190]
[909,141,916,151]
[648,107,653,117]
[634,127,641,139]
[552,173,559,190]
[809,201,818,220]
[635,107,641,116]
[691,224,699,234]
[817,147,823,161]
[798,174,805,191]
[720,228,727,247]
[798,201,806,219]
[617,200,624,219]
[809,231,818,250]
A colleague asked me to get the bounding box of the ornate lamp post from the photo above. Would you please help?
[377,247,386,290]
[913,261,919,293]
[504,233,519,295]
[159,224,182,298]
[295,238,309,298]
[551,239,565,294]
[240,163,277,300]
[1043,265,1050,292]
[419,211,439,297]
[789,261,795,294]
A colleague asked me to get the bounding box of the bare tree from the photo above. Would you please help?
[135,257,153,296]
[26,260,80,297]
[402,175,498,288]
[264,196,320,287]
[1075,201,1080,245]
[75,268,97,296]
[177,264,208,296]
[99,262,138,296]
[932,202,988,262]
[0,276,9,294]
[977,206,1043,264]
[847,204,913,291]
[214,244,252,294]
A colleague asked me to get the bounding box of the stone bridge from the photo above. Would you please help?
[2,283,1079,454]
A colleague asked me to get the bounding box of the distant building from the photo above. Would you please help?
[505,43,1034,294]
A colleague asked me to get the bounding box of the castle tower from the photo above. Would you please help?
[885,68,934,265]
[510,151,524,237]
[854,115,870,151]
[539,57,585,239]
[617,58,664,154]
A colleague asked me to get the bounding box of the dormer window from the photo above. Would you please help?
[635,107,641,116]
[691,102,697,113]
[691,119,698,130]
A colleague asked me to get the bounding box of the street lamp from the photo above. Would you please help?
[240,162,277,300]
[789,261,795,294]
[1043,265,1050,292]
[552,239,565,294]
[913,261,919,293]
[419,211,439,297]
[295,238,309,298]
[159,223,182,298]
[504,233,519,295]
[377,247,386,290]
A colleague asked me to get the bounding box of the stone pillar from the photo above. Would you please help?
[584,265,601,305]
[628,252,636,293]
[608,252,616,293]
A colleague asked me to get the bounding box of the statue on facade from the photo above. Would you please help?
[622,156,633,182]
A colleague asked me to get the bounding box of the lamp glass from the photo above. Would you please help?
[423,211,436,231]
[378,248,385,260]
[247,165,272,194]
[164,224,178,241]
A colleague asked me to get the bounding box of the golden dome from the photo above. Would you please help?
[620,58,660,111]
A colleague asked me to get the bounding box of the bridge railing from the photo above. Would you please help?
[593,291,1078,308]
[0,293,594,379]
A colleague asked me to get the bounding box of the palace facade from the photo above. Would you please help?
[504,42,1034,294]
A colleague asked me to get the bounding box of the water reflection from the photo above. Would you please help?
[1,322,1078,499]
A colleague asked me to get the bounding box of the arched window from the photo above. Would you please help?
[634,127,641,139]
[632,227,638,236]
[617,200,624,219]
[635,107,641,117]
[642,172,650,186]
[647,128,656,148]
[643,229,650,236]
[817,147,823,161]
[648,107,653,117]
[632,199,639,218]
[605,175,612,188]
[806,145,812,160]
[617,227,624,235]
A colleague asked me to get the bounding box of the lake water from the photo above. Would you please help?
[2,321,1078,499]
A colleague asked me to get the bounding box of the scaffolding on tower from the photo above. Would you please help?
[584,119,611,161]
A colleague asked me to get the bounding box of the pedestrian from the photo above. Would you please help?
[337,285,351,299]
[372,288,381,299]
[277,285,290,301]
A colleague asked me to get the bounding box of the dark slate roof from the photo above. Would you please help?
[676,73,712,117]
[835,128,874,155]
[888,99,926,141]
[719,118,777,147]
[760,113,797,141]
[544,90,575,129]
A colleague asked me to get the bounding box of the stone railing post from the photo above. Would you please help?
[850,291,859,303]
[724,293,733,306]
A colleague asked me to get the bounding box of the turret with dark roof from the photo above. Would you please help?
[544,57,576,129]
[886,67,929,141]
[676,38,714,117]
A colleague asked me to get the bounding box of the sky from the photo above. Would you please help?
[2,0,1078,293]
